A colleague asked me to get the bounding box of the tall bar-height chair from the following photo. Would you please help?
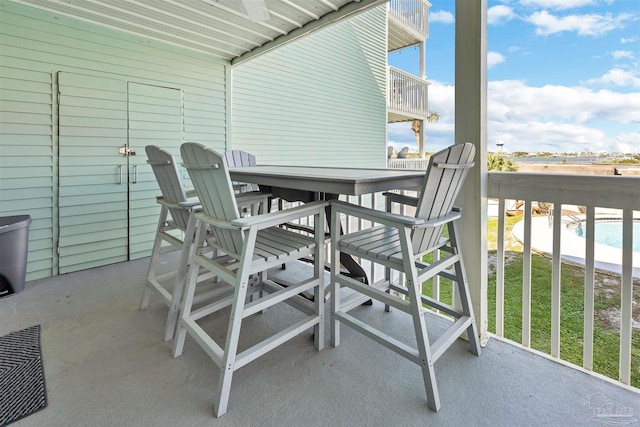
[141,145,268,341]
[222,150,259,193]
[223,149,285,214]
[173,142,327,417]
[330,142,481,412]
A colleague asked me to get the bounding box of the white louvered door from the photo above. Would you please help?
[127,82,183,260]
[58,72,183,273]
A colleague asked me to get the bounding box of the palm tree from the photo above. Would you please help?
[411,112,440,157]
[487,152,518,172]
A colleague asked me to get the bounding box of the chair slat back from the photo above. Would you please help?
[181,142,244,256]
[223,150,258,192]
[145,145,190,231]
[223,150,256,168]
[412,142,476,254]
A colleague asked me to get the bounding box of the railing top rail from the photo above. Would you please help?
[388,0,431,30]
[488,172,640,210]
[388,66,430,84]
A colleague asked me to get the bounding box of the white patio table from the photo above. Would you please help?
[229,165,426,282]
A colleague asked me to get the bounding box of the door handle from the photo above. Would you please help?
[117,164,123,184]
[133,164,138,184]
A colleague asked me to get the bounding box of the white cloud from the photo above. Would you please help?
[429,10,454,24]
[519,0,596,10]
[611,132,640,153]
[390,80,640,153]
[621,37,639,44]
[583,68,640,87]
[527,11,634,37]
[488,80,640,123]
[488,5,516,25]
[488,52,506,68]
[488,81,640,152]
[611,50,634,59]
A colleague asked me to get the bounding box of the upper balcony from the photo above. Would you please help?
[388,0,431,52]
[388,66,431,122]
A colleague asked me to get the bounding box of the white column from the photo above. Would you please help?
[419,40,426,158]
[455,0,488,345]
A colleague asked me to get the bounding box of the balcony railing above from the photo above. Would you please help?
[387,66,431,122]
[388,158,430,169]
[388,0,430,51]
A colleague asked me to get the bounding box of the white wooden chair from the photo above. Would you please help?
[223,149,286,214]
[330,142,480,412]
[141,145,268,342]
[173,142,327,417]
[397,146,410,158]
[222,150,259,193]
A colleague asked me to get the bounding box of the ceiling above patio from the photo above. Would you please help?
[8,0,388,64]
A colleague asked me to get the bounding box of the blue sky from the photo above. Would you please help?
[387,0,640,154]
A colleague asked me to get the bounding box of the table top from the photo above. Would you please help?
[229,165,425,196]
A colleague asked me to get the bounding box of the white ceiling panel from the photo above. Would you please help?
[8,0,389,64]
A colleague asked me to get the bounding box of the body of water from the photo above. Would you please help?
[576,220,640,253]
[510,156,604,164]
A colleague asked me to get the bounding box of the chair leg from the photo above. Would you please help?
[330,212,341,348]
[141,206,169,310]
[406,269,441,411]
[214,248,254,418]
[384,265,392,313]
[399,228,440,411]
[449,222,481,356]
[172,220,207,358]
[313,210,325,351]
[164,213,199,342]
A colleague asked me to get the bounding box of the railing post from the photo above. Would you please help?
[583,206,596,370]
[619,208,634,384]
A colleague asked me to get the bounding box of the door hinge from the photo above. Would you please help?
[57,242,60,255]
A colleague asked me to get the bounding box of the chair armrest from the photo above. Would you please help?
[177,199,201,208]
[331,200,425,228]
[382,192,419,207]
[331,200,461,229]
[231,200,328,230]
[193,212,238,230]
[156,197,199,209]
[236,191,271,205]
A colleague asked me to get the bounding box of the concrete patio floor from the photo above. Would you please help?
[1,255,638,427]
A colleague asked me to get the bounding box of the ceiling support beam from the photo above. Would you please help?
[232,0,389,66]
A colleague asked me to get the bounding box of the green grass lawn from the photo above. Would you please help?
[423,215,639,388]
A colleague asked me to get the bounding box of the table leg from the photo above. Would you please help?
[324,195,368,285]
[269,188,369,285]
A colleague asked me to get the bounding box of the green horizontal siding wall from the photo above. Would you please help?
[0,0,227,280]
[231,7,388,168]
[0,67,54,279]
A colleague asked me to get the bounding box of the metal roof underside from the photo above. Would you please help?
[8,0,389,65]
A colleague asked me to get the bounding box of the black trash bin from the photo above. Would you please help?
[0,215,31,297]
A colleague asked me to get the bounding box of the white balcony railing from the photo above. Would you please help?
[289,169,639,389]
[389,0,430,39]
[488,172,639,387]
[388,67,429,121]
[388,158,430,169]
